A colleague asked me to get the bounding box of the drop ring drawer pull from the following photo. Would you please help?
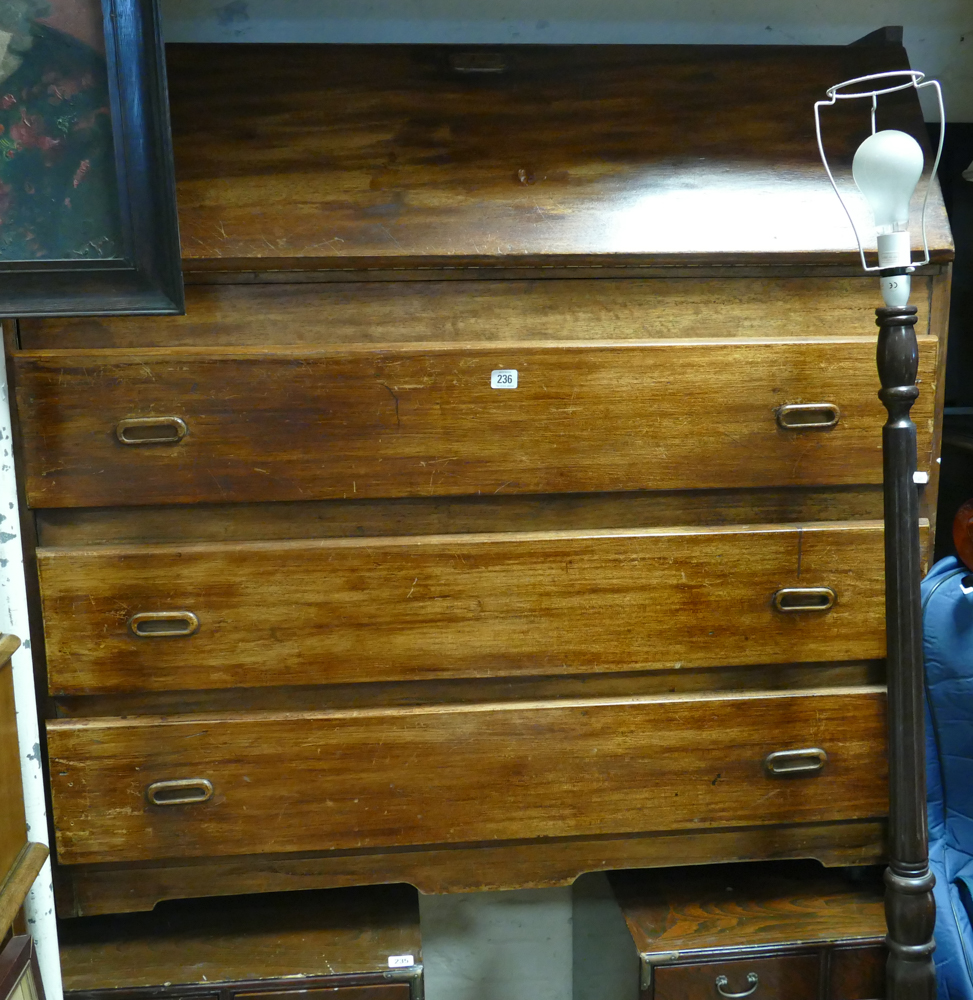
[129,611,200,638]
[776,402,840,430]
[715,973,759,998]
[772,587,836,613]
[116,416,188,445]
[146,778,214,806]
[764,748,828,776]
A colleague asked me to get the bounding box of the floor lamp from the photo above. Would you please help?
[815,70,945,1000]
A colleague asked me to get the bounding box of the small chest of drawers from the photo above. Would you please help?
[58,884,423,1000]
[596,861,886,1000]
[3,37,953,916]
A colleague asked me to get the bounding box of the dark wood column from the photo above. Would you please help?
[876,303,936,999]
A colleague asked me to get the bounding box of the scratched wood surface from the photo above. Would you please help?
[164,43,951,269]
[39,522,887,695]
[14,340,939,508]
[15,276,933,349]
[58,883,420,988]
[47,687,888,865]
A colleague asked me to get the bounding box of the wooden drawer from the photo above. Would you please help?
[830,945,884,999]
[47,687,888,865]
[14,339,937,507]
[653,953,820,1000]
[38,522,887,695]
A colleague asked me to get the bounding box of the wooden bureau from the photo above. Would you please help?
[2,39,953,916]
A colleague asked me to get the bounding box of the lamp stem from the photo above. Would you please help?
[875,303,936,1000]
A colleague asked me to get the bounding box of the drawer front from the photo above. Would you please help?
[47,688,888,865]
[653,954,820,1000]
[830,944,885,999]
[15,339,937,507]
[39,523,886,695]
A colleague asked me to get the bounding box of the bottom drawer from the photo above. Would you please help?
[655,954,820,1000]
[48,688,888,866]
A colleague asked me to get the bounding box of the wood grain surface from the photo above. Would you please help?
[58,884,420,988]
[47,687,888,865]
[14,339,938,507]
[32,487,888,547]
[15,276,931,349]
[39,522,888,695]
[54,819,889,916]
[50,662,885,720]
[163,44,951,269]
[610,861,886,956]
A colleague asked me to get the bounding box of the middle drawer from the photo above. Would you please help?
[39,522,886,695]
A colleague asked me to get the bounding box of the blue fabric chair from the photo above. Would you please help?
[923,556,973,999]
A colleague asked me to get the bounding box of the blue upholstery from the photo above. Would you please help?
[923,556,973,999]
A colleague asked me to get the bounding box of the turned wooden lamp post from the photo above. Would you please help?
[815,71,945,999]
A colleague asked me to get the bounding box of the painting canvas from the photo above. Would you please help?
[0,0,122,262]
[0,0,183,316]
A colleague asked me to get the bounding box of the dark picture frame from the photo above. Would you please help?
[0,0,183,316]
[0,937,45,1000]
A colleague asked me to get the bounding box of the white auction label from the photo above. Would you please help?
[491,369,518,388]
[387,955,416,969]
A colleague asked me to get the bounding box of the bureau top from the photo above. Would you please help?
[166,40,951,273]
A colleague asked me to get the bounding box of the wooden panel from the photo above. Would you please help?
[0,638,25,884]
[14,340,939,507]
[47,687,888,865]
[163,43,950,268]
[830,945,885,999]
[51,662,886,720]
[38,523,888,695]
[15,276,931,349]
[653,954,819,1000]
[609,861,886,956]
[32,487,887,548]
[58,883,420,989]
[55,819,889,917]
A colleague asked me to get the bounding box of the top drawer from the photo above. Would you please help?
[14,339,937,507]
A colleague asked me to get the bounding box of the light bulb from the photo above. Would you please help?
[852,129,925,306]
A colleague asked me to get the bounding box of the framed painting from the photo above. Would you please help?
[0,937,44,1000]
[0,0,183,316]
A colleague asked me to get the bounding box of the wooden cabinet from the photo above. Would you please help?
[3,38,952,915]
[59,884,422,1000]
[600,861,886,1000]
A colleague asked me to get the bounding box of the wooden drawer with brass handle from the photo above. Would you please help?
[654,954,820,1000]
[37,521,891,695]
[46,686,887,866]
[13,337,937,507]
[599,861,887,1000]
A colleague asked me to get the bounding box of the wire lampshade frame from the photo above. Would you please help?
[814,70,945,273]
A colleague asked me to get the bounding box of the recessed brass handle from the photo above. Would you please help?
[116,416,188,445]
[146,778,214,806]
[129,611,200,638]
[764,748,828,776]
[716,973,759,998]
[776,403,841,430]
[772,587,836,613]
